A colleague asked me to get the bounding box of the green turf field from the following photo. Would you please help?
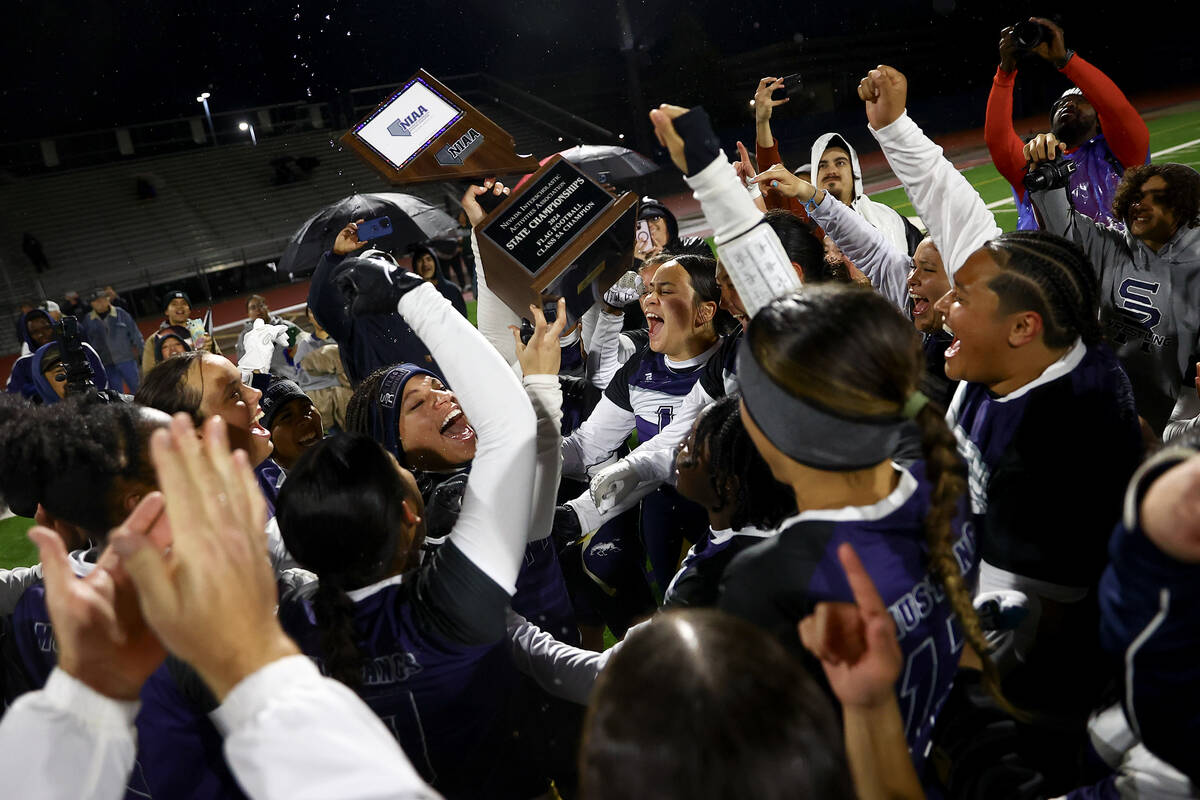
[869,108,1200,231]
[0,514,37,570]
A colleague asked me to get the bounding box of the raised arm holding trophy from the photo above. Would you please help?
[343,69,639,326]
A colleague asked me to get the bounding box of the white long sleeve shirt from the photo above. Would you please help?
[0,658,442,800]
[398,281,538,595]
[683,151,800,316]
[523,374,564,543]
[868,112,1001,282]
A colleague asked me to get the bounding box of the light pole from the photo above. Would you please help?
[196,92,216,146]
[238,121,257,146]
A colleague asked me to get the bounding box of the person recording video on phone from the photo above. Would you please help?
[635,198,710,263]
[751,77,922,257]
[986,17,1149,232]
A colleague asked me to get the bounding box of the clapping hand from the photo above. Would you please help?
[28,498,170,701]
[114,415,299,701]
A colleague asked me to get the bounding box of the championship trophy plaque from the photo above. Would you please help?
[475,155,639,321]
[341,69,540,184]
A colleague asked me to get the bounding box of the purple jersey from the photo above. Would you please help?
[513,537,579,646]
[418,469,579,647]
[663,525,774,609]
[605,337,721,443]
[949,342,1140,591]
[697,327,742,400]
[719,461,976,774]
[278,541,543,799]
[1098,507,1200,785]
[1016,133,1142,231]
[253,457,284,518]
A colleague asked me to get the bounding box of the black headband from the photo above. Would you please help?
[736,339,908,471]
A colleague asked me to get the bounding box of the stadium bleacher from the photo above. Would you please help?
[0,75,609,354]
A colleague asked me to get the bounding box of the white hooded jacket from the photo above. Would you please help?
[810,132,914,257]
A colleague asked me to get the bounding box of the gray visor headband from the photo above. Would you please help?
[736,339,906,471]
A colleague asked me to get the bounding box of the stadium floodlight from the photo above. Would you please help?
[238,121,257,146]
[196,92,216,146]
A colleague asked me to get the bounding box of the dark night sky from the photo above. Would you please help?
[2,0,1193,141]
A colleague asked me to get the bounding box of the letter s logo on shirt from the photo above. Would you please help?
[1117,278,1162,331]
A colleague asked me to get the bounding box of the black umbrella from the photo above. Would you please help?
[280,193,459,276]
[558,144,660,184]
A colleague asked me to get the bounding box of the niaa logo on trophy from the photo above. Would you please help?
[387,105,430,137]
[435,128,484,166]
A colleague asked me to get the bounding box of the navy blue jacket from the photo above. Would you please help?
[307,251,439,386]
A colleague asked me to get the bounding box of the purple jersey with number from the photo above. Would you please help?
[1016,133,1144,231]
[719,461,976,774]
[605,337,722,443]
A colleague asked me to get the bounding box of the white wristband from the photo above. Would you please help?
[715,220,802,317]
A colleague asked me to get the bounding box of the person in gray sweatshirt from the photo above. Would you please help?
[1029,144,1200,436]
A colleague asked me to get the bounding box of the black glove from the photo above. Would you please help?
[557,374,589,401]
[333,254,425,317]
[551,504,583,549]
[423,472,469,542]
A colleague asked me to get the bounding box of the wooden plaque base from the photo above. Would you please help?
[341,69,540,185]
[475,155,638,321]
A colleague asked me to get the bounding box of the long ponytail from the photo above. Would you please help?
[312,581,366,690]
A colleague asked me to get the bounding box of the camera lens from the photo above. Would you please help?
[1012,20,1044,49]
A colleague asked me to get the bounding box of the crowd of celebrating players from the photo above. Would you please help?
[1,18,1199,800]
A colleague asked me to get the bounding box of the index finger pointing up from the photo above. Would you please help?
[836,542,887,616]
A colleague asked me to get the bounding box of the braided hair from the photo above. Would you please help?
[276,433,419,690]
[0,395,166,540]
[986,230,1102,348]
[344,365,391,448]
[749,285,1007,709]
[692,395,795,531]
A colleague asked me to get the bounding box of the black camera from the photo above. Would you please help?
[1023,157,1077,192]
[56,316,113,404]
[1012,20,1053,50]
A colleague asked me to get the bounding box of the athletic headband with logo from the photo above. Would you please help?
[368,363,441,463]
[736,339,915,471]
